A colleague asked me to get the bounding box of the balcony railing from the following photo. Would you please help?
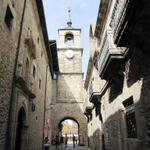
[25,36,36,59]
[110,0,129,40]
[98,30,125,80]
[15,75,36,99]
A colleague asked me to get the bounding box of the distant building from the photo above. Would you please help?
[84,0,150,150]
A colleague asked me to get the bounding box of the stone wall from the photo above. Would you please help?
[85,1,150,150]
[57,74,83,103]
[0,0,23,148]
[14,1,53,149]
[58,49,82,73]
[0,0,53,150]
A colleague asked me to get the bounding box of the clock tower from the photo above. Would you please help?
[57,12,82,74]
[56,10,83,103]
[52,11,87,139]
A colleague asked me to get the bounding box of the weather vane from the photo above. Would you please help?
[67,8,72,28]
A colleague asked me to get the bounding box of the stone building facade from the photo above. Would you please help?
[84,0,150,150]
[0,0,58,150]
[51,18,87,144]
[84,24,104,150]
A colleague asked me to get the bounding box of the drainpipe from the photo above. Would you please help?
[5,0,27,149]
[42,64,48,150]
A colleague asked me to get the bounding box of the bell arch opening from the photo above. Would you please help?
[65,33,74,45]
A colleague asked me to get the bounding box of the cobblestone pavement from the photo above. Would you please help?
[50,143,91,150]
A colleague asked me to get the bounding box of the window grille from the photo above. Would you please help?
[123,96,137,138]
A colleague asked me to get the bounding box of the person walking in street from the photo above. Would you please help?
[75,137,78,145]
[72,134,75,148]
[55,135,59,149]
[64,134,68,148]
[44,137,50,150]
[51,135,56,145]
[60,134,64,150]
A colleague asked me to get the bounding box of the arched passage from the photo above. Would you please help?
[59,118,79,134]
[51,104,87,146]
[58,118,79,146]
[15,107,26,150]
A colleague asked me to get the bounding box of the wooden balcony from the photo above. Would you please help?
[98,30,125,80]
[15,75,36,99]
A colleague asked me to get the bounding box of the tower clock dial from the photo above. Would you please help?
[65,50,74,59]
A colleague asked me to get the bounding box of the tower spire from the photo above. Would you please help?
[67,9,72,28]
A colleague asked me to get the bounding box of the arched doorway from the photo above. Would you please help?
[58,118,79,145]
[15,107,26,150]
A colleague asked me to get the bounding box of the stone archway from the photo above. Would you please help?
[15,107,27,150]
[51,103,87,145]
[58,118,79,146]
[58,117,79,139]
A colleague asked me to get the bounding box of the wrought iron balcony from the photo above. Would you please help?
[25,36,36,59]
[98,30,125,80]
[15,75,36,99]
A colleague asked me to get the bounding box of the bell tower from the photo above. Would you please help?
[56,10,83,103]
[51,10,87,138]
[57,10,83,74]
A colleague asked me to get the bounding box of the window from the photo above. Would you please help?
[25,59,29,83]
[33,65,36,78]
[37,37,39,44]
[123,97,133,107]
[39,79,41,89]
[5,5,14,29]
[65,33,74,45]
[123,96,137,138]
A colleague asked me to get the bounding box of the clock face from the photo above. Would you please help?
[65,50,74,59]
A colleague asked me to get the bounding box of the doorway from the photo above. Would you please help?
[15,107,26,150]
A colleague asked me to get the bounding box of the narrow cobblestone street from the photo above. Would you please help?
[50,143,91,150]
[51,145,91,150]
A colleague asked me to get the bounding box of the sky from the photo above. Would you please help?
[43,0,100,77]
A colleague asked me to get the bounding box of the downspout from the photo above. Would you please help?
[42,64,48,150]
[5,0,27,149]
